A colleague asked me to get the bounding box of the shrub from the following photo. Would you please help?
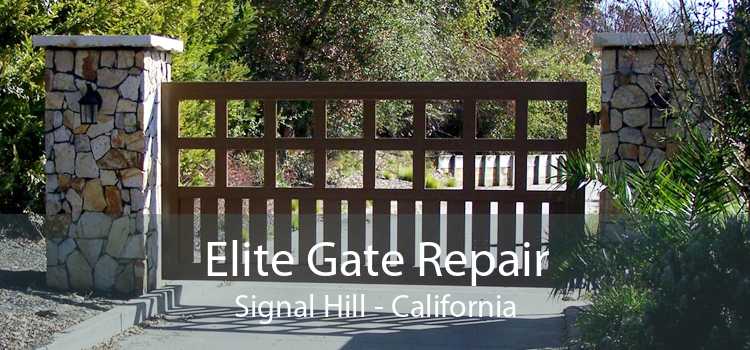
[425,175,440,189]
[554,129,750,348]
[576,286,652,350]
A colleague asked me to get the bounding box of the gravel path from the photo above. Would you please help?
[0,228,115,350]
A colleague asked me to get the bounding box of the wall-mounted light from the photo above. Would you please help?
[78,83,102,125]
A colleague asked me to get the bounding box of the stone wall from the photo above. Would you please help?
[598,43,670,168]
[37,36,180,296]
[594,33,699,222]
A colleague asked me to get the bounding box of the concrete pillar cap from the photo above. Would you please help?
[32,35,183,52]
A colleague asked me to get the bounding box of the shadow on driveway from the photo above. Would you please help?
[118,287,565,350]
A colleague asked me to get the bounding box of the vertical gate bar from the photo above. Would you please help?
[263,100,276,189]
[248,198,268,254]
[274,198,292,254]
[348,200,366,253]
[225,198,243,272]
[515,99,528,193]
[523,201,543,276]
[462,99,476,196]
[215,98,227,189]
[363,100,376,190]
[372,200,390,262]
[313,101,326,188]
[178,198,194,264]
[497,201,516,253]
[397,200,416,268]
[472,200,491,255]
[323,200,341,259]
[161,84,179,276]
[298,199,317,264]
[567,85,587,153]
[200,196,218,266]
[412,99,426,195]
[421,200,441,246]
[446,200,465,254]
[547,201,566,276]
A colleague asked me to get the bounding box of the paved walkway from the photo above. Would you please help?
[112,282,582,349]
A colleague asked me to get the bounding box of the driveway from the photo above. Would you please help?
[110,282,583,349]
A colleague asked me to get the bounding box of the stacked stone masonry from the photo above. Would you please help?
[43,48,170,295]
[599,47,671,170]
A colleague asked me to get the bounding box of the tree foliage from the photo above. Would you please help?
[1,0,604,212]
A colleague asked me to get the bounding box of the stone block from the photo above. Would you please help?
[75,50,99,81]
[639,146,652,164]
[45,51,54,68]
[77,212,112,238]
[104,186,122,217]
[67,250,93,290]
[645,148,666,171]
[43,214,70,238]
[82,179,107,211]
[633,50,658,74]
[63,110,81,131]
[99,88,119,114]
[97,148,140,170]
[78,239,104,266]
[64,91,82,113]
[46,265,69,290]
[76,152,99,178]
[53,125,72,142]
[58,174,71,191]
[46,174,59,194]
[46,92,65,109]
[97,68,127,88]
[121,234,146,259]
[636,74,657,96]
[101,170,118,186]
[610,109,623,131]
[54,143,76,174]
[115,264,134,295]
[94,255,119,291]
[45,110,62,131]
[46,239,60,266]
[617,143,639,160]
[54,50,74,72]
[58,238,77,263]
[116,99,137,113]
[100,50,116,67]
[611,85,648,109]
[121,168,144,188]
[601,49,616,75]
[86,114,114,138]
[119,76,140,101]
[117,50,135,68]
[66,188,83,221]
[52,73,76,91]
[623,108,649,127]
[91,135,111,160]
[618,127,644,145]
[106,217,130,257]
[601,132,619,159]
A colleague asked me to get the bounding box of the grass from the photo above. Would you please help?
[444,177,458,188]
[397,168,413,182]
[425,175,440,189]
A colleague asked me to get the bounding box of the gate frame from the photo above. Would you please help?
[161,81,586,286]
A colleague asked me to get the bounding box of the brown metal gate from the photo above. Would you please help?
[161,82,586,286]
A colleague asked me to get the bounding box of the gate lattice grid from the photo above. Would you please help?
[161,82,586,286]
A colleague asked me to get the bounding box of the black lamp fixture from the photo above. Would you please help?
[78,83,102,125]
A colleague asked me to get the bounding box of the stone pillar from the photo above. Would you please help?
[32,35,182,296]
[594,33,694,223]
